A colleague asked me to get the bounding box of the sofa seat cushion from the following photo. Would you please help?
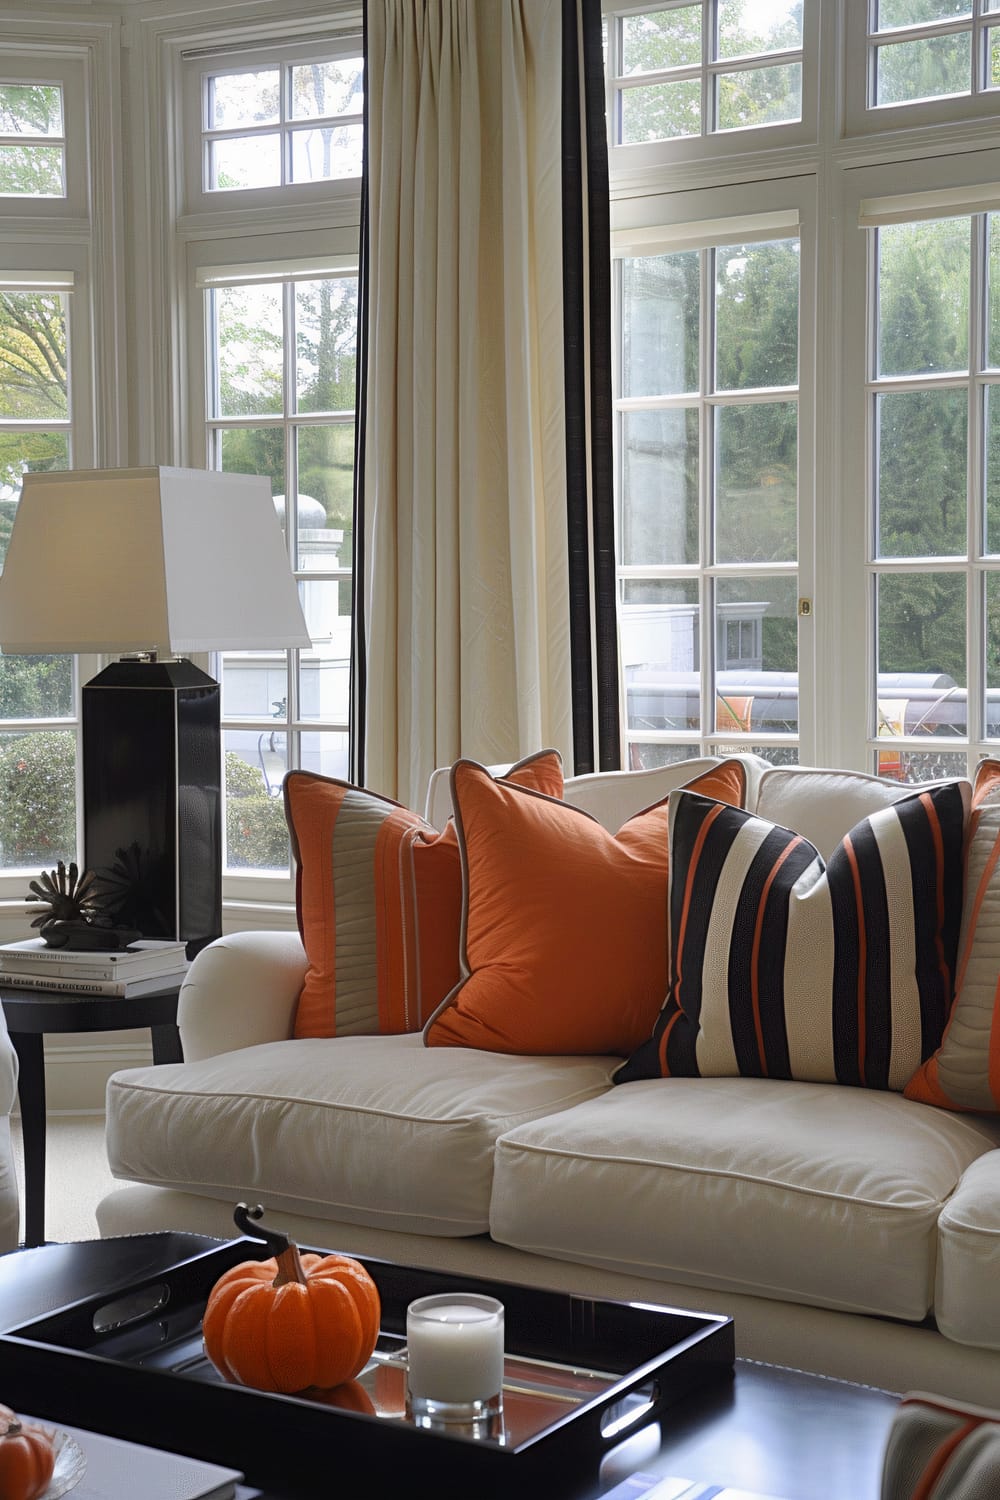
[936,1151,1000,1350]
[489,1077,1000,1320]
[105,1036,616,1236]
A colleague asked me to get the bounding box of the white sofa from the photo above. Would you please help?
[98,758,1000,1405]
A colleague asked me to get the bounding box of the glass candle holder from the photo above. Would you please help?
[405,1292,505,1422]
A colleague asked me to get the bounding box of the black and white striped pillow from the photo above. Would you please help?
[614,780,969,1093]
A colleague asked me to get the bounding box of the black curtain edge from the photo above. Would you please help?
[349,0,370,788]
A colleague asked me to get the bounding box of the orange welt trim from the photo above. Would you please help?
[750,836,803,1075]
[956,819,1000,1000]
[843,835,867,1078]
[673,801,726,1024]
[919,790,951,998]
[657,1005,683,1077]
[988,973,1000,1110]
[911,1417,979,1500]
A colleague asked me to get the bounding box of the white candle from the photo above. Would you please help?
[406,1294,505,1407]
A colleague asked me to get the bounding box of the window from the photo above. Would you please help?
[0,81,65,198]
[200,53,362,191]
[856,191,1000,782]
[615,220,802,769]
[869,1,998,109]
[0,274,81,877]
[605,0,807,152]
[198,261,357,875]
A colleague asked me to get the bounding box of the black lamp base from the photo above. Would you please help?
[82,658,222,956]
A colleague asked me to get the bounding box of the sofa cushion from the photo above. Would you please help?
[935,1151,1000,1350]
[105,1035,616,1236]
[753,765,960,860]
[614,780,969,1092]
[489,1077,1000,1321]
[907,760,1000,1114]
[423,758,748,1057]
[285,750,563,1038]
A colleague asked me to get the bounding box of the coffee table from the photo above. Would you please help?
[0,1235,899,1500]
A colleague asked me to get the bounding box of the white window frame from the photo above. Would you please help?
[0,52,89,219]
[838,150,1000,779]
[845,0,1000,138]
[611,175,818,766]
[180,29,364,217]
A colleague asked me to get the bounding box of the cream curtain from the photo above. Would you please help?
[356,0,574,807]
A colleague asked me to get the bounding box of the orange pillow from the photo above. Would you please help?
[423,759,748,1057]
[285,750,564,1038]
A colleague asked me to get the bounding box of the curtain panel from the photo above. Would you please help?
[352,0,618,805]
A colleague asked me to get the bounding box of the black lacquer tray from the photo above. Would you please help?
[0,1238,734,1497]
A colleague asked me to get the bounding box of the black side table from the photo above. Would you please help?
[0,982,183,1248]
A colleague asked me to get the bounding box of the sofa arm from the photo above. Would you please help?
[178,930,308,1062]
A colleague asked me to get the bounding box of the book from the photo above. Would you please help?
[601,1476,791,1500]
[0,967,188,998]
[23,1414,243,1500]
[0,938,188,983]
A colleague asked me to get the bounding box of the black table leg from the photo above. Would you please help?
[151,1023,183,1065]
[10,1030,46,1248]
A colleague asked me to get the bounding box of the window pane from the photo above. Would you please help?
[715,239,799,391]
[626,742,702,769]
[622,253,699,397]
[209,72,280,129]
[876,748,967,781]
[0,292,68,418]
[301,728,349,780]
[621,7,701,74]
[0,84,63,135]
[878,574,967,713]
[621,79,701,142]
[717,1,803,61]
[876,390,967,558]
[986,573,1000,732]
[296,425,355,574]
[715,401,797,563]
[990,25,1000,89]
[0,435,69,567]
[0,144,63,197]
[214,285,283,417]
[621,579,701,733]
[987,385,1000,552]
[290,59,363,117]
[621,409,699,567]
[0,654,73,718]
[296,280,357,414]
[876,0,971,26]
[219,427,286,501]
[875,32,971,105]
[209,135,281,191]
[716,63,802,130]
[223,728,289,870]
[717,575,798,735]
[878,219,969,377]
[0,727,76,870]
[300,582,350,724]
[221,654,288,722]
[290,124,363,182]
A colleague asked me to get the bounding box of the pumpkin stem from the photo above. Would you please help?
[232,1202,308,1287]
[0,1414,22,1438]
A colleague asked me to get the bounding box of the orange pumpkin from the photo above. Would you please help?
[203,1204,381,1394]
[0,1406,55,1500]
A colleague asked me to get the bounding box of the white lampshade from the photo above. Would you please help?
[0,465,311,655]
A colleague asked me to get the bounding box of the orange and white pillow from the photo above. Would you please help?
[285,750,563,1038]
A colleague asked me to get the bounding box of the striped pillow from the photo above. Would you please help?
[614,780,969,1092]
[906,759,1000,1113]
[286,750,564,1038]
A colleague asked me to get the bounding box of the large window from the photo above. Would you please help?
[616,226,802,768]
[200,263,357,874]
[0,81,65,198]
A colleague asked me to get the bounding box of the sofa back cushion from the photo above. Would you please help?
[422,757,749,1057]
[906,759,1000,1113]
[754,765,959,860]
[614,779,969,1091]
[286,751,563,1038]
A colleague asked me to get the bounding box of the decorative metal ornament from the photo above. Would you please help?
[25,860,139,949]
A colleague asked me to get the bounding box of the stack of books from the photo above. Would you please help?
[0,938,190,997]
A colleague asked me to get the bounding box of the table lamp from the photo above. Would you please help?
[0,466,310,954]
